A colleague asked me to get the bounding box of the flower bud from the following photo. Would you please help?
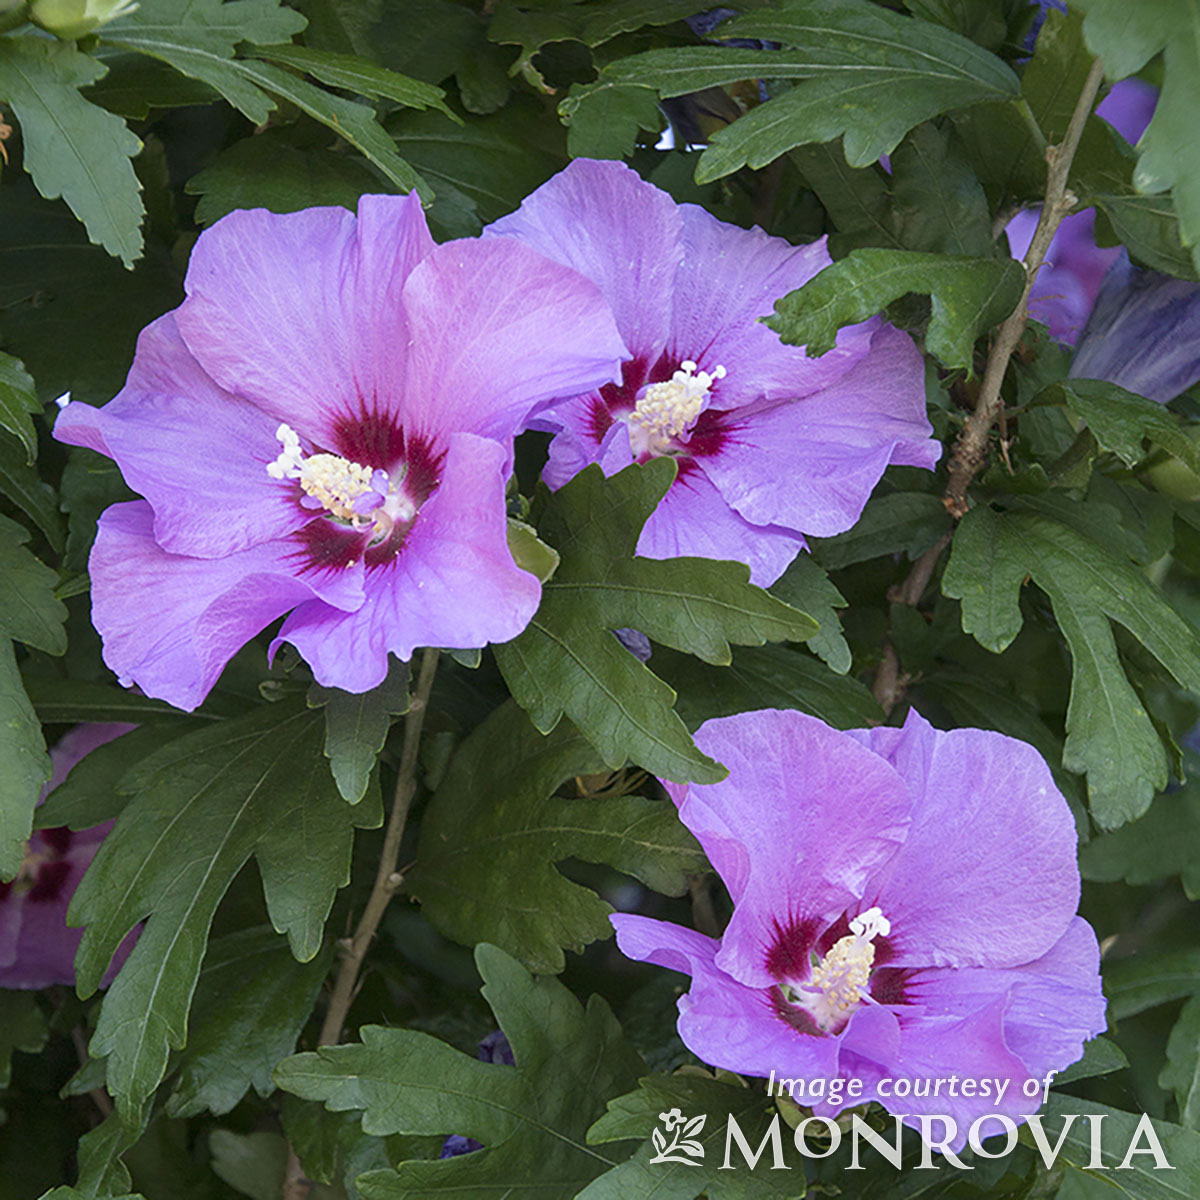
[29,0,136,39]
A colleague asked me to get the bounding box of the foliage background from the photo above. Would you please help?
[1,0,1199,1197]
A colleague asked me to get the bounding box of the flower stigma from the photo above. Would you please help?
[626,361,726,457]
[267,423,415,541]
[781,906,891,1032]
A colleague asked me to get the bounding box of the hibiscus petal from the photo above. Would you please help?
[274,433,541,691]
[612,913,841,1081]
[905,917,1107,1079]
[1069,251,1200,404]
[399,236,627,443]
[673,207,875,406]
[664,710,911,990]
[697,324,938,539]
[0,857,89,986]
[174,204,363,441]
[840,998,1033,1149]
[484,157,682,362]
[55,317,309,558]
[89,502,364,711]
[635,466,804,587]
[854,710,1081,969]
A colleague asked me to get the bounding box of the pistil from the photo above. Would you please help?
[780,907,891,1033]
[626,361,726,457]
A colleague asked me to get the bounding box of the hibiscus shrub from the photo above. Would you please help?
[0,1,1199,1198]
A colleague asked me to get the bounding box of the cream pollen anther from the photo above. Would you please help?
[267,423,413,529]
[626,361,726,456]
[782,905,891,1033]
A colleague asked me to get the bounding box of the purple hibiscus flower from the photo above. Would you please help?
[611,708,1106,1146]
[1006,78,1158,346]
[53,194,627,709]
[0,724,137,989]
[1068,251,1200,404]
[485,159,939,586]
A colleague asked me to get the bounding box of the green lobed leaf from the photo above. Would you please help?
[370,0,509,114]
[0,37,144,267]
[1080,785,1200,899]
[234,59,431,198]
[251,43,457,118]
[186,129,384,227]
[36,724,182,832]
[655,643,882,733]
[1035,1095,1200,1196]
[794,121,993,258]
[0,431,65,555]
[167,927,332,1118]
[1162,995,1200,1131]
[887,121,994,257]
[768,553,850,674]
[788,142,900,254]
[307,658,410,804]
[598,0,1018,182]
[1104,948,1200,1021]
[23,676,203,727]
[81,53,219,120]
[408,700,704,974]
[386,97,566,235]
[0,515,67,655]
[810,491,953,570]
[942,503,1200,826]
[766,249,1025,370]
[101,0,429,197]
[583,1072,799,1199]
[489,0,706,61]
[275,943,645,1199]
[39,1192,142,1200]
[0,640,50,881]
[100,0,308,125]
[1073,0,1200,276]
[69,701,382,1123]
[558,80,663,160]
[1055,1036,1129,1086]
[494,460,818,784]
[0,352,40,465]
[1045,379,1200,472]
[903,0,1006,50]
[209,1130,291,1200]
[73,1109,146,1200]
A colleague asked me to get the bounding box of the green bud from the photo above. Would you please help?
[29,0,136,39]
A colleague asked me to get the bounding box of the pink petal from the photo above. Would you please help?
[636,466,804,587]
[698,323,938,538]
[485,157,683,362]
[89,502,364,711]
[274,433,541,691]
[612,913,841,1082]
[399,235,627,443]
[664,710,911,990]
[673,207,875,406]
[854,710,1082,969]
[55,315,309,558]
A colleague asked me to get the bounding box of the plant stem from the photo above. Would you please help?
[872,57,1106,717]
[317,646,440,1048]
[284,647,441,1200]
[943,56,1106,517]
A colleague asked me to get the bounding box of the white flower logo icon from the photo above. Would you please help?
[649,1108,706,1165]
